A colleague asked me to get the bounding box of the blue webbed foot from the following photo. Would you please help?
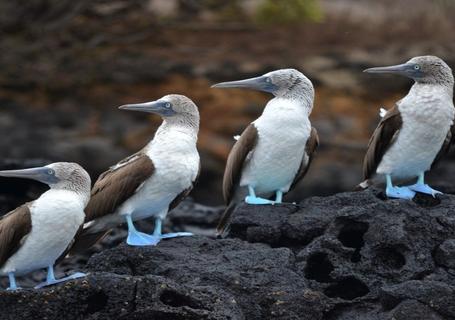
[34,272,86,289]
[161,232,193,239]
[245,195,275,205]
[127,230,160,246]
[407,183,442,197]
[386,186,415,200]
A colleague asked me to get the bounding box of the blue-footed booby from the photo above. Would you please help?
[0,162,91,290]
[212,69,319,235]
[71,94,200,248]
[360,56,455,199]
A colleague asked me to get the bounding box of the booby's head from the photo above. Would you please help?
[364,56,454,85]
[0,162,91,194]
[211,68,314,98]
[119,94,199,128]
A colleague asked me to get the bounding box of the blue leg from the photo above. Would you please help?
[385,174,415,200]
[34,265,86,289]
[406,172,442,197]
[157,217,193,240]
[6,272,19,291]
[125,214,160,246]
[275,191,283,204]
[245,186,274,205]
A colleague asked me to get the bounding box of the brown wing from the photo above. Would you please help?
[363,105,403,180]
[84,153,155,222]
[290,127,319,190]
[168,162,201,211]
[223,123,258,204]
[431,123,455,169]
[0,203,32,267]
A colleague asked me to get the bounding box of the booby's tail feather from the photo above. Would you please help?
[216,202,237,238]
[68,229,110,255]
[355,179,372,191]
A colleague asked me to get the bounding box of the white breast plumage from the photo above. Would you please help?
[1,190,85,275]
[377,85,455,178]
[240,98,311,194]
[119,127,199,221]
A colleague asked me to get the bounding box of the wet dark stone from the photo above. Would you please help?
[2,188,455,319]
[435,239,455,269]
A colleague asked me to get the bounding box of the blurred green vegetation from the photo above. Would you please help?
[178,0,323,25]
[255,0,323,25]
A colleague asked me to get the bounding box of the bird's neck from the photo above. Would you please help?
[50,179,91,207]
[160,115,199,133]
[152,117,199,145]
[276,85,315,115]
[262,97,313,121]
[270,93,314,116]
[47,185,91,208]
[410,81,454,99]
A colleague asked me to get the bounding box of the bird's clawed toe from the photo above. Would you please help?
[386,186,416,200]
[161,232,193,239]
[127,231,161,246]
[34,272,86,289]
[245,196,275,205]
[407,183,442,197]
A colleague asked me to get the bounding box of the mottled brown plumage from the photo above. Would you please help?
[68,153,154,254]
[84,153,155,222]
[431,123,455,169]
[290,127,319,189]
[222,123,258,204]
[217,125,319,236]
[363,105,403,180]
[169,163,200,212]
[0,204,32,267]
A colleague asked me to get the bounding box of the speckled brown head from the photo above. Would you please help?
[119,94,199,128]
[0,162,91,193]
[365,55,454,86]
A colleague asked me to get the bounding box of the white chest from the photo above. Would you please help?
[1,190,85,275]
[120,129,199,220]
[240,99,311,194]
[377,86,454,177]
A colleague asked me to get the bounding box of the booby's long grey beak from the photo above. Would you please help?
[211,76,277,93]
[363,63,415,76]
[0,167,59,184]
[119,101,176,116]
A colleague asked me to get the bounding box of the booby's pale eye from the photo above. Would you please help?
[414,65,421,70]
[48,169,55,175]
[265,77,271,83]
[165,102,171,108]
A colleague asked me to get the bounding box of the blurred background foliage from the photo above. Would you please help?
[0,0,455,206]
[256,0,323,24]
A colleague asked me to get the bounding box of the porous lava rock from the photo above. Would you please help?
[1,188,455,319]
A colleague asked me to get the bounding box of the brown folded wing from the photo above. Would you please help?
[84,153,155,222]
[168,162,201,211]
[431,123,455,169]
[222,123,258,204]
[0,203,32,267]
[363,105,403,180]
[290,127,319,189]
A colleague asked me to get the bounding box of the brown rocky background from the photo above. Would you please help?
[1,0,455,206]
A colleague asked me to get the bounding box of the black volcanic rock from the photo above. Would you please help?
[2,189,455,319]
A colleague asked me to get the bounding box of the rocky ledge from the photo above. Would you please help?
[2,189,455,320]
